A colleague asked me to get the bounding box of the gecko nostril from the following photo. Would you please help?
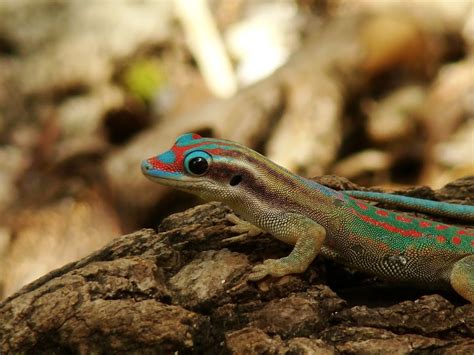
[141,160,153,172]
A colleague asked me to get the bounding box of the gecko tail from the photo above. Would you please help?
[344,191,474,223]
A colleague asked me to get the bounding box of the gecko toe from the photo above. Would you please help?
[227,213,263,236]
[248,265,269,281]
[248,259,298,281]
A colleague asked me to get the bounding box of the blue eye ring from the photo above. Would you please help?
[184,151,212,176]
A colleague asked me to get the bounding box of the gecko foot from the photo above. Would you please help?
[248,258,305,281]
[226,213,263,237]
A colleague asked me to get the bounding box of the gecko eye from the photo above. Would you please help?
[188,157,208,175]
[184,151,212,176]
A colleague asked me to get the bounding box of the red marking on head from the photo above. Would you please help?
[172,141,223,166]
[436,236,446,244]
[451,236,462,245]
[353,210,423,238]
[171,142,197,162]
[148,156,181,174]
[396,215,412,223]
[147,140,213,174]
[356,201,368,210]
[191,134,202,139]
[204,148,228,155]
[419,221,431,228]
[436,225,449,231]
[376,210,389,217]
[149,157,162,169]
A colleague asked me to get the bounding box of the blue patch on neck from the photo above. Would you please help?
[157,150,176,164]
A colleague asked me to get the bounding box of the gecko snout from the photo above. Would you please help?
[141,160,153,174]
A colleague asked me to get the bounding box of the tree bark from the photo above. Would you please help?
[1,176,473,353]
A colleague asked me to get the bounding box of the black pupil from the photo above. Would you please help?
[189,157,208,175]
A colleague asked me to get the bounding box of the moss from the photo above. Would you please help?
[123,59,166,102]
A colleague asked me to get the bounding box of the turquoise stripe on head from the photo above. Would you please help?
[147,170,182,179]
[190,143,236,151]
[157,150,176,164]
[176,133,203,146]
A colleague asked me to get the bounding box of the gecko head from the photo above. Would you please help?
[141,133,264,202]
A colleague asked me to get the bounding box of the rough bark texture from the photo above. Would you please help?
[1,176,473,354]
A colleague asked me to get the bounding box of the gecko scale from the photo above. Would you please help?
[142,133,474,303]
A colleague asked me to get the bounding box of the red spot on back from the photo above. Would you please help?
[356,201,368,210]
[355,211,423,238]
[436,225,449,231]
[457,229,474,237]
[419,221,431,228]
[451,236,462,245]
[436,236,446,244]
[192,134,202,139]
[396,215,412,223]
[376,210,389,217]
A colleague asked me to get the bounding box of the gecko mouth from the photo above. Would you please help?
[141,161,207,188]
[143,173,208,192]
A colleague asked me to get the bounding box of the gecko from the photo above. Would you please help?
[141,133,474,303]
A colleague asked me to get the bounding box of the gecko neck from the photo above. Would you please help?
[221,157,341,226]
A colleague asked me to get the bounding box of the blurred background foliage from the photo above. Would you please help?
[0,0,472,299]
[123,58,168,103]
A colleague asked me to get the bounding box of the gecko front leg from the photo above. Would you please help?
[248,213,326,281]
[220,213,264,245]
[226,213,263,236]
